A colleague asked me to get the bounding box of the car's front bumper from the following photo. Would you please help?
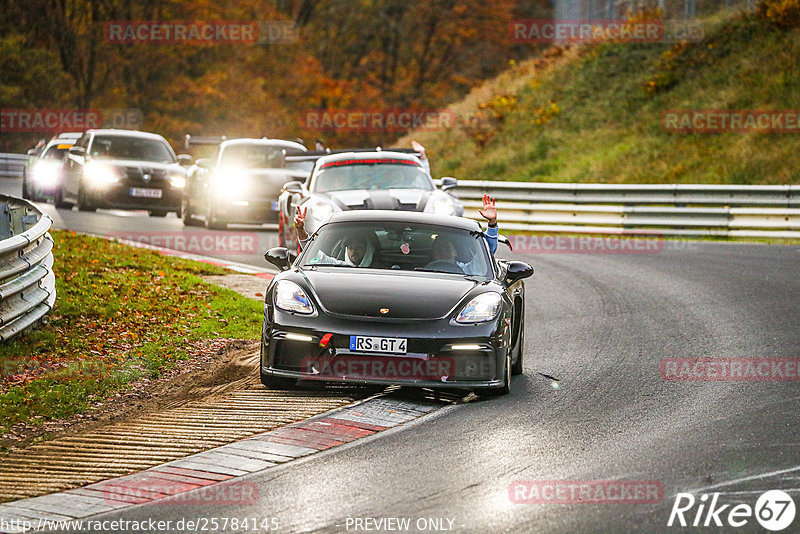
[213,198,281,224]
[261,308,511,390]
[85,183,182,211]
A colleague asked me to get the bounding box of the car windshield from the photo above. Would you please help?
[90,136,175,163]
[219,144,285,169]
[42,144,71,159]
[299,221,492,278]
[313,159,433,192]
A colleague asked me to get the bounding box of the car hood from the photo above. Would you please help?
[324,189,432,211]
[301,270,478,319]
[93,159,181,172]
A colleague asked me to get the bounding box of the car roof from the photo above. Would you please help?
[316,150,421,166]
[324,210,480,231]
[220,138,307,151]
[85,129,167,140]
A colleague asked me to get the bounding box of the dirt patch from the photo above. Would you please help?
[204,274,272,300]
[0,338,260,453]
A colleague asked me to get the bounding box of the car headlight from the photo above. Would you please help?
[432,195,456,216]
[212,169,248,197]
[169,172,186,188]
[455,292,502,324]
[274,280,314,314]
[86,163,120,186]
[309,202,334,221]
[32,161,60,185]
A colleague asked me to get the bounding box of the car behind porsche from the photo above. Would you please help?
[260,211,532,396]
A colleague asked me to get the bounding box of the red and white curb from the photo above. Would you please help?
[0,397,442,532]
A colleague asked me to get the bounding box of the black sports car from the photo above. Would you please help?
[276,150,462,253]
[260,211,532,396]
[57,129,191,216]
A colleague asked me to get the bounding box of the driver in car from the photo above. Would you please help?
[428,194,498,274]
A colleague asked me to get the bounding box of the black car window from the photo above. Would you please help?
[219,144,285,169]
[89,135,176,163]
[300,221,492,278]
[313,160,433,192]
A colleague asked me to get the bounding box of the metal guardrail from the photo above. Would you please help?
[453,180,800,239]
[0,153,27,178]
[0,196,56,341]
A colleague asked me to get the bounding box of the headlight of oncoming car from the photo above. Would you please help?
[86,163,120,186]
[310,202,334,221]
[432,195,456,216]
[456,292,502,324]
[274,280,314,314]
[169,171,186,188]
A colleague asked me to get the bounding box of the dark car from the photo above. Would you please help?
[260,211,532,396]
[22,136,75,202]
[181,138,307,229]
[276,150,461,253]
[57,129,191,216]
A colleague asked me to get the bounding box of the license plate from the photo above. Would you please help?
[130,187,162,199]
[349,335,407,354]
[271,201,279,211]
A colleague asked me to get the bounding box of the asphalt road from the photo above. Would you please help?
[7,178,800,533]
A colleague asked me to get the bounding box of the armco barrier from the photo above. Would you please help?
[453,180,800,239]
[0,195,56,341]
[0,153,28,178]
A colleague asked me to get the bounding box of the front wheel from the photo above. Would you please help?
[77,184,97,212]
[21,174,30,200]
[205,201,227,230]
[54,186,73,209]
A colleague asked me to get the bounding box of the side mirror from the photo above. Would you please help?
[69,146,86,156]
[27,149,38,156]
[264,247,291,271]
[498,235,513,251]
[505,261,533,285]
[440,176,457,191]
[283,181,303,194]
[196,158,212,170]
[177,154,193,166]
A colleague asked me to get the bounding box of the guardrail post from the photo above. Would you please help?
[0,202,11,240]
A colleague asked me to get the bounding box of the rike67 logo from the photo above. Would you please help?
[668,490,796,531]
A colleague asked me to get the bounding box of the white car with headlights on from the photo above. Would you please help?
[182,138,307,229]
[276,150,462,252]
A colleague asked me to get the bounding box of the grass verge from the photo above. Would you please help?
[0,230,264,437]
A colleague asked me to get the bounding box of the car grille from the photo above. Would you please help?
[123,166,167,185]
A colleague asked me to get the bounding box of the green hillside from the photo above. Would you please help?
[403,5,800,185]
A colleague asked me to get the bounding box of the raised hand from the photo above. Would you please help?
[478,194,497,226]
[294,206,308,241]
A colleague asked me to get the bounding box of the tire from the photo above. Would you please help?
[21,173,30,200]
[148,209,168,217]
[182,198,201,226]
[476,350,511,398]
[205,200,227,230]
[53,186,73,210]
[77,184,97,212]
[511,303,524,376]
[260,370,296,390]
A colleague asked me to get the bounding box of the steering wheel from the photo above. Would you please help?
[424,259,465,274]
